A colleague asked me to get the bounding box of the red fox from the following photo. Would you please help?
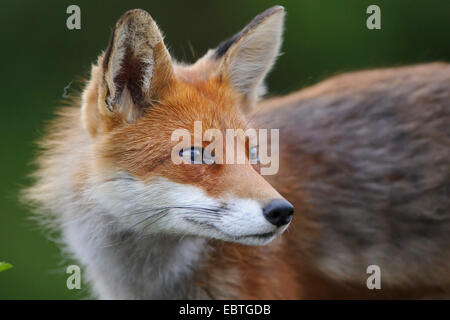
[23,6,450,299]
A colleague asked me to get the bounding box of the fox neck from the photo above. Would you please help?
[64,212,208,299]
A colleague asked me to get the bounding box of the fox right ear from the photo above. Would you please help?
[100,9,174,123]
[213,6,285,111]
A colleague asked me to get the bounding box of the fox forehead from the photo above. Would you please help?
[157,72,246,131]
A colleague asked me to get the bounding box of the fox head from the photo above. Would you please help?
[81,6,292,245]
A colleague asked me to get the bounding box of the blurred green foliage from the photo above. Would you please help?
[0,262,13,272]
[0,0,449,299]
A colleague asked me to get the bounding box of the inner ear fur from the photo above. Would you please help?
[213,6,285,111]
[100,9,174,123]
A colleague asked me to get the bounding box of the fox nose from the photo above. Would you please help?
[263,199,294,227]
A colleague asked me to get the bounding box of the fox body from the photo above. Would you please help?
[24,7,450,299]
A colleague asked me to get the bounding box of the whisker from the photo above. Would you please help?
[129,209,168,229]
[142,210,170,230]
[117,205,227,233]
[124,205,225,217]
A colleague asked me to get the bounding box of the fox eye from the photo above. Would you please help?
[179,146,203,164]
[179,146,215,165]
[249,145,259,163]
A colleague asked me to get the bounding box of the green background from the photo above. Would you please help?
[0,0,449,299]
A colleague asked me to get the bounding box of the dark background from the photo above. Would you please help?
[0,0,449,299]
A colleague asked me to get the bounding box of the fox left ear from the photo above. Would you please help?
[214,6,285,109]
[101,9,174,122]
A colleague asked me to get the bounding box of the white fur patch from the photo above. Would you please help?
[89,172,283,245]
[61,172,285,298]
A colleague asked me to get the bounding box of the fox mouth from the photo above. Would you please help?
[220,229,278,245]
[213,227,278,244]
[185,218,278,242]
[232,231,276,240]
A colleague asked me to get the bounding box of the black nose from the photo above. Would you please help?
[263,199,294,227]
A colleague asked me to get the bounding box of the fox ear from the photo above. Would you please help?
[101,9,174,122]
[214,6,285,109]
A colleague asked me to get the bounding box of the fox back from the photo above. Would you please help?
[254,62,450,298]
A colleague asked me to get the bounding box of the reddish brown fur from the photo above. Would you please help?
[240,62,449,299]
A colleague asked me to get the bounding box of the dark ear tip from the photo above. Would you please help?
[213,6,285,59]
[262,5,285,17]
[251,6,285,24]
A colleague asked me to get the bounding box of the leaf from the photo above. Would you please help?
[0,262,13,272]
